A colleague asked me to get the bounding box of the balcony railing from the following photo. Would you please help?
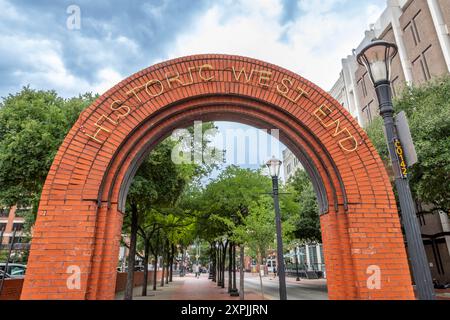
[0,209,9,218]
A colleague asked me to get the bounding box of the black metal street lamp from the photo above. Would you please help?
[295,246,300,281]
[266,156,287,300]
[357,40,435,300]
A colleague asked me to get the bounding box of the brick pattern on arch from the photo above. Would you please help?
[21,55,414,300]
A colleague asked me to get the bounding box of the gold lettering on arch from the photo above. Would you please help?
[84,62,358,150]
[314,104,358,152]
[232,67,255,83]
[276,77,308,103]
[145,79,164,97]
[85,114,118,143]
[110,100,130,120]
[199,64,215,81]
[165,71,184,88]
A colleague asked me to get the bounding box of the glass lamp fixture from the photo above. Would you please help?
[357,40,398,85]
[266,156,282,178]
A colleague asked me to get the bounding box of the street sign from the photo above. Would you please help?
[394,138,408,179]
[395,111,418,167]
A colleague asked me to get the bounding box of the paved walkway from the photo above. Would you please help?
[116,273,266,300]
[115,273,450,300]
[115,273,326,300]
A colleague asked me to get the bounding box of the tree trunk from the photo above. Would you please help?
[142,238,150,296]
[169,244,175,282]
[239,245,245,300]
[232,243,237,292]
[124,203,138,300]
[209,243,214,280]
[219,245,223,287]
[160,241,165,287]
[152,253,158,291]
[152,231,160,291]
[217,244,221,286]
[181,247,186,276]
[228,242,232,292]
[221,241,228,289]
[211,243,216,282]
[165,241,170,284]
[258,252,264,299]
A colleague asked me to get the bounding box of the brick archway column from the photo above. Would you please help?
[21,55,414,300]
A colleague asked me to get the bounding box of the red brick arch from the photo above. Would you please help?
[21,54,414,300]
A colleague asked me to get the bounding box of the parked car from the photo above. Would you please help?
[0,263,26,278]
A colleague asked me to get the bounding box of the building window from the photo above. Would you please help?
[0,208,9,217]
[309,244,318,268]
[286,164,291,175]
[298,246,306,265]
[294,158,298,166]
[413,45,432,82]
[358,74,368,98]
[12,223,23,231]
[391,76,399,97]
[362,100,374,124]
[421,46,432,81]
[9,236,22,244]
[404,11,422,47]
[0,223,6,232]
[319,244,324,263]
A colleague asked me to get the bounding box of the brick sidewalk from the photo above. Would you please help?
[115,273,265,300]
[116,273,449,300]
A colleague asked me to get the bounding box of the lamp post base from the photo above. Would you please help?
[230,289,239,296]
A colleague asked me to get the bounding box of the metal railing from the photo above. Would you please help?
[0,230,31,297]
[285,263,326,279]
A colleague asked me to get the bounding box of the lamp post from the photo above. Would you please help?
[357,40,435,300]
[266,156,287,300]
[295,246,300,281]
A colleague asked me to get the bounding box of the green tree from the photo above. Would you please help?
[122,122,219,299]
[287,169,321,243]
[0,88,95,207]
[232,197,275,264]
[122,138,197,299]
[0,87,96,237]
[365,77,450,212]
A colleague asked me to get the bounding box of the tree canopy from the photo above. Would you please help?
[0,87,96,208]
[365,77,450,212]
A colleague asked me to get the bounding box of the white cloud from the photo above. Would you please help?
[0,0,24,22]
[0,34,124,97]
[94,68,124,93]
[166,0,385,90]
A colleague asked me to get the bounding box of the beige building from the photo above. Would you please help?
[282,148,304,182]
[330,0,450,284]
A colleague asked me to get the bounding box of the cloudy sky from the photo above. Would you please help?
[0,0,387,179]
[0,0,386,98]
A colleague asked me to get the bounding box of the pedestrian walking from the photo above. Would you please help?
[194,264,200,278]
